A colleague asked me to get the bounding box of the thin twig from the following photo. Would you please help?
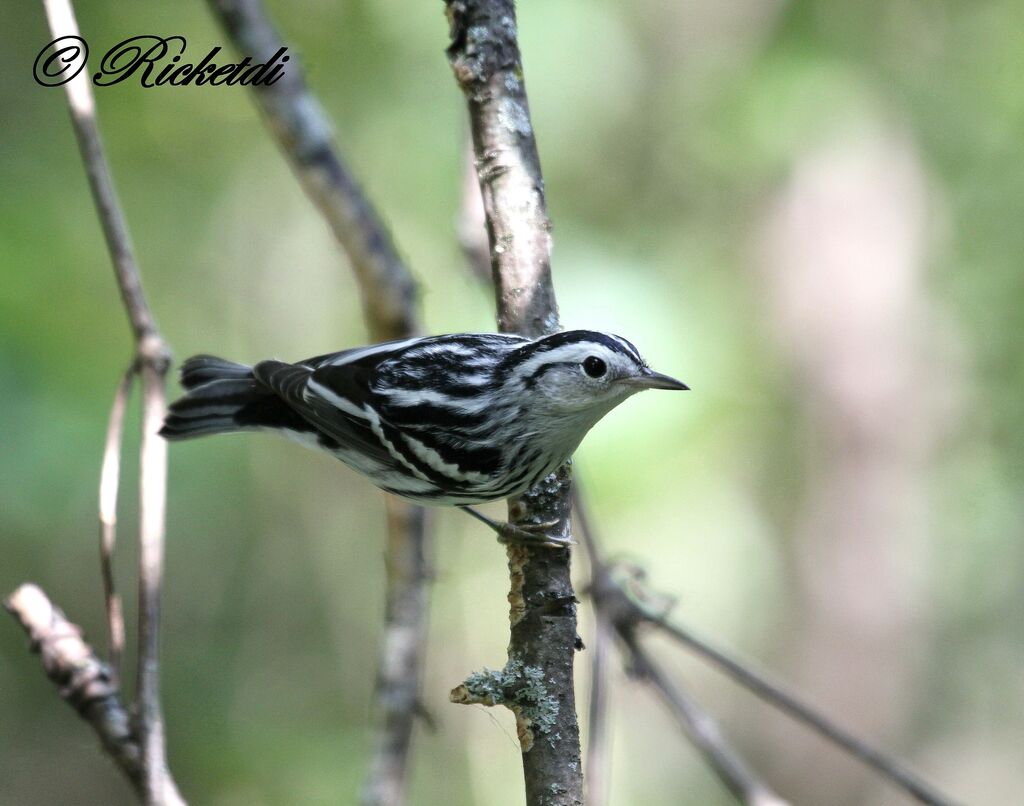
[39,1,179,802]
[98,367,135,686]
[362,498,432,806]
[575,491,959,806]
[444,3,582,805]
[205,4,431,804]
[649,617,960,806]
[456,139,492,284]
[576,493,788,805]
[623,632,789,806]
[584,613,613,806]
[207,0,418,342]
[4,585,143,793]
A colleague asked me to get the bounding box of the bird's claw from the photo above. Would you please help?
[460,506,575,549]
[495,519,575,549]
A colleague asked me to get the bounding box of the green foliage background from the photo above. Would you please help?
[2,1,1022,803]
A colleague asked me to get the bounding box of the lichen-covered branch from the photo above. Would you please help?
[444,2,583,804]
[205,4,430,804]
[445,1,559,339]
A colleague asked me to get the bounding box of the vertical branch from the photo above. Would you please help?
[205,4,430,804]
[444,3,583,805]
[135,361,173,805]
[445,2,560,339]
[576,491,789,806]
[584,614,613,806]
[99,368,134,684]
[39,1,180,803]
[456,140,493,284]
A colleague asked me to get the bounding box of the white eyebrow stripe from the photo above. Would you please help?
[516,343,606,376]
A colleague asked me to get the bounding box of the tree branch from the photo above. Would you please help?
[207,0,418,342]
[204,4,431,804]
[14,2,182,803]
[648,616,959,806]
[4,586,143,793]
[584,613,613,806]
[456,139,492,284]
[98,367,134,686]
[575,491,959,806]
[576,494,788,805]
[444,3,582,805]
[621,632,789,806]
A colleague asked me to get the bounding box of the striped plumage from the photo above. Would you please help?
[160,330,687,506]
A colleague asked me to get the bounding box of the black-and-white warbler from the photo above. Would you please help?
[160,330,687,544]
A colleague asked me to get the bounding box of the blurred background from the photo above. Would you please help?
[2,0,1022,803]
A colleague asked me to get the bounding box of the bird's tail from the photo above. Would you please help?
[160,355,284,441]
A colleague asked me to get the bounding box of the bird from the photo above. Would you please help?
[160,330,688,545]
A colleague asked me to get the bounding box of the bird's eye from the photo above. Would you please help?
[582,356,607,378]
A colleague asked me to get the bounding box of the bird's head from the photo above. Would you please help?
[512,330,687,423]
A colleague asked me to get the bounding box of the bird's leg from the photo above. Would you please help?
[460,506,574,548]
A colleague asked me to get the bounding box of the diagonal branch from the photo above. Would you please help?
[623,632,789,806]
[576,493,788,805]
[4,586,143,792]
[444,3,582,805]
[207,0,419,342]
[15,2,182,803]
[204,4,430,805]
[575,490,959,806]
[648,616,960,806]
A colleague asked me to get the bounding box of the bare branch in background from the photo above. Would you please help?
[207,0,418,342]
[623,634,790,806]
[444,2,582,804]
[576,494,789,806]
[4,2,183,803]
[4,586,143,793]
[584,614,613,806]
[365,498,432,806]
[205,3,430,804]
[575,491,959,806]
[99,367,134,685]
[456,140,492,284]
[651,612,958,805]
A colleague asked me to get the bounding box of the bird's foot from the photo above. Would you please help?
[460,507,575,549]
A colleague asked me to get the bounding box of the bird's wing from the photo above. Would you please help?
[252,359,392,465]
[300,337,425,371]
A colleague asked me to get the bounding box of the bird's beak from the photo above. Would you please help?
[619,369,690,391]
